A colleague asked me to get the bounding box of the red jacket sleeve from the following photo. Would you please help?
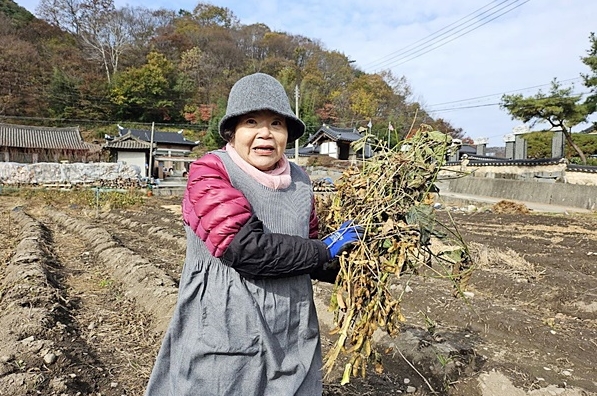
[181,153,252,257]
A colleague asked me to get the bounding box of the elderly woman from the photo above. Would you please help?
[145,73,362,396]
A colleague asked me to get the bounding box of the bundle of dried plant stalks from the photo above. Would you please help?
[315,126,473,384]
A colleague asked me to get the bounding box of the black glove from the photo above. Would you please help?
[310,264,340,283]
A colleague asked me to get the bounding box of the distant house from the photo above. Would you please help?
[284,145,320,159]
[306,124,371,160]
[0,123,100,163]
[103,133,155,178]
[106,125,200,178]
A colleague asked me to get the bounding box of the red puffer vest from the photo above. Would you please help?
[181,153,319,258]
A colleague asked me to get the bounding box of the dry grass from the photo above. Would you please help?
[467,241,544,280]
[492,200,530,214]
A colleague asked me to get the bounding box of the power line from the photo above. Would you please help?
[426,77,583,109]
[362,0,516,70]
[377,0,530,70]
[430,90,589,113]
[365,0,530,72]
[430,102,501,113]
[0,114,210,130]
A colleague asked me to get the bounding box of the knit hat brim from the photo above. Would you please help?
[219,73,306,144]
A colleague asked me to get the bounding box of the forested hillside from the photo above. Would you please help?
[0,0,33,25]
[0,0,465,148]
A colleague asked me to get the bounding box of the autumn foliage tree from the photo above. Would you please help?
[426,118,465,140]
[0,26,46,116]
[110,52,177,121]
[2,0,471,142]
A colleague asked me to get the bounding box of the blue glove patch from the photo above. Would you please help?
[322,220,364,259]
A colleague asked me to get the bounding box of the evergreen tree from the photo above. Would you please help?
[202,97,227,150]
[581,32,597,116]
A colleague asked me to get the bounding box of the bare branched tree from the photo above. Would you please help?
[37,0,159,83]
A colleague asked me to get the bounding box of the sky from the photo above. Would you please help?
[15,0,597,147]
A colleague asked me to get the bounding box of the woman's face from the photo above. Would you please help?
[230,110,288,171]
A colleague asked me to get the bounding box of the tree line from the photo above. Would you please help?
[0,0,466,151]
[2,0,596,161]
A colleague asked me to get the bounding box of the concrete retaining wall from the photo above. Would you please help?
[443,162,597,186]
[448,176,597,210]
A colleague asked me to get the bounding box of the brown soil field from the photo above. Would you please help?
[0,192,596,396]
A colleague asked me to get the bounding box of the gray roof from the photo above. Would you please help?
[459,145,477,154]
[580,123,596,134]
[118,125,199,147]
[308,124,363,144]
[105,132,154,150]
[0,123,91,150]
[284,146,320,157]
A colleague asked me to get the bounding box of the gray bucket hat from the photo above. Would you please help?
[219,73,306,143]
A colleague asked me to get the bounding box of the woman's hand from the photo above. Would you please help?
[322,220,364,260]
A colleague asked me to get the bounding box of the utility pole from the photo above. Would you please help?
[388,126,391,149]
[149,122,155,179]
[294,84,300,162]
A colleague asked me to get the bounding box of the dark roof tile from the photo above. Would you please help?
[104,132,154,150]
[118,125,199,146]
[308,124,363,144]
[0,123,91,150]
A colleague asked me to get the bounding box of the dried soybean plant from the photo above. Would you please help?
[315,125,473,384]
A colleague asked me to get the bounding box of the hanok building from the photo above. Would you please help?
[307,124,371,160]
[105,125,200,179]
[0,123,99,163]
[103,133,155,178]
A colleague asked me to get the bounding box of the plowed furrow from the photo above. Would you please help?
[44,209,178,334]
[0,208,158,395]
[92,212,186,283]
[44,217,160,395]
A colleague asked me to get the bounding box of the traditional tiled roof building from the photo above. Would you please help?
[104,125,200,178]
[116,125,199,154]
[104,132,154,151]
[0,123,99,163]
[306,124,370,160]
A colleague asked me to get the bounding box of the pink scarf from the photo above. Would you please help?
[226,143,292,190]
